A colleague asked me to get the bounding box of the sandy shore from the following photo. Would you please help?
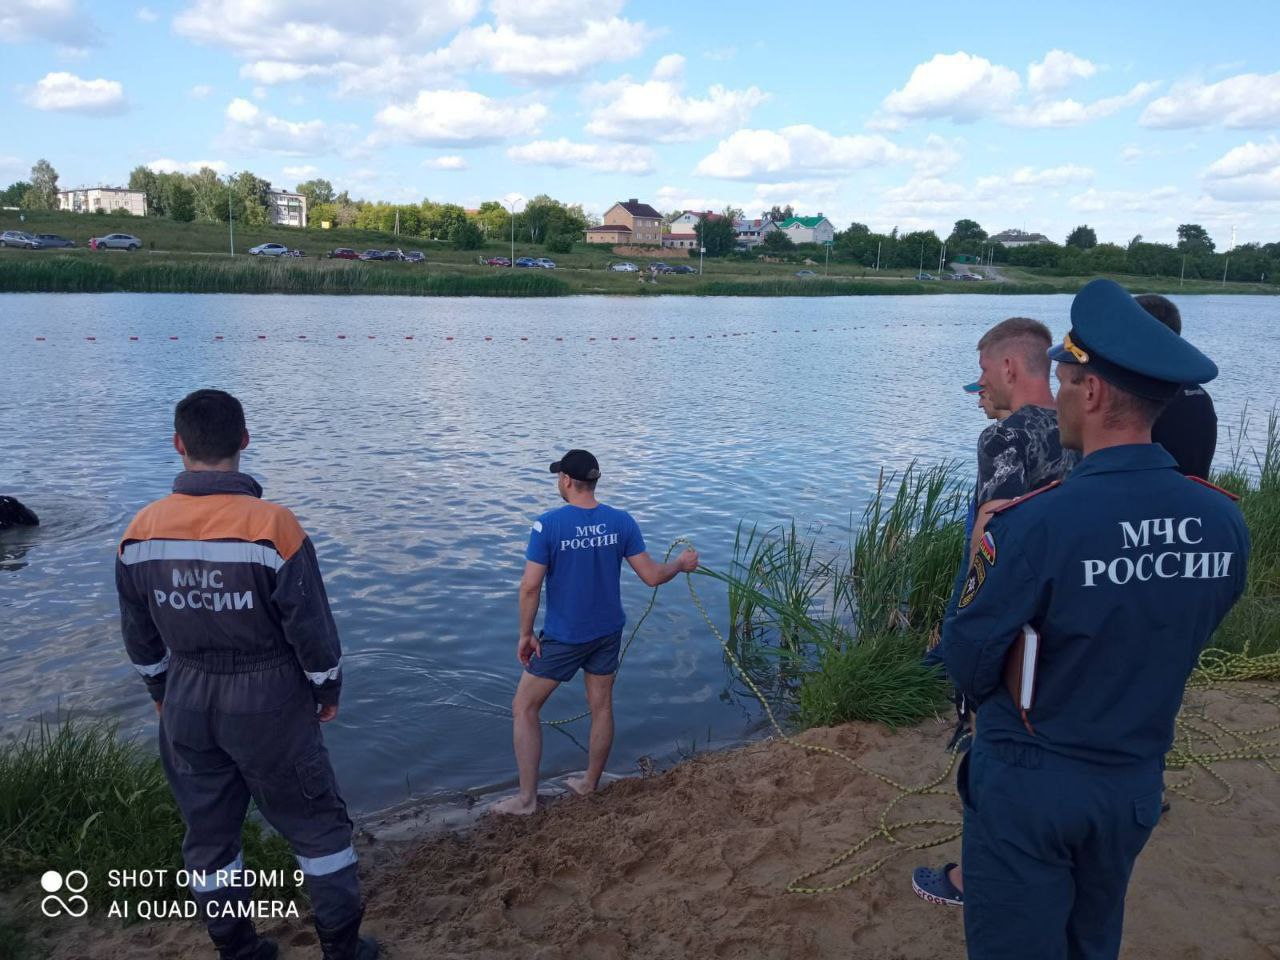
[32,685,1280,959]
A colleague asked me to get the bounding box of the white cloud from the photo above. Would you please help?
[426,156,468,170]
[136,6,158,22]
[1202,140,1280,201]
[1069,186,1180,214]
[878,50,1154,128]
[1,0,98,46]
[586,55,767,143]
[507,139,656,174]
[190,83,213,98]
[223,98,349,155]
[1141,72,1280,129]
[1120,144,1143,163]
[373,90,547,146]
[175,0,479,62]
[282,164,321,179]
[488,0,624,35]
[880,52,1022,123]
[988,164,1095,189]
[1027,50,1097,96]
[177,0,648,93]
[1005,82,1159,128]
[26,72,125,114]
[147,158,229,174]
[0,155,26,179]
[432,15,652,81]
[695,126,957,182]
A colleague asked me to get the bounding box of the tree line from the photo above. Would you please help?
[4,159,1277,280]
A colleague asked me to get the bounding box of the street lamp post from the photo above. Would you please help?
[699,245,705,275]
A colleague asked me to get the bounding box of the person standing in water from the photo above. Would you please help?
[493,449,698,815]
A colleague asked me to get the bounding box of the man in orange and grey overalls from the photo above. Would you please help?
[116,389,378,960]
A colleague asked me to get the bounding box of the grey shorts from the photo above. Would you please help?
[525,630,623,682]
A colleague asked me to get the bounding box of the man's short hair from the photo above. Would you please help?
[1134,294,1182,336]
[1066,365,1169,428]
[174,389,245,463]
[570,477,598,493]
[977,316,1053,378]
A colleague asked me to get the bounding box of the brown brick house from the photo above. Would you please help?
[589,198,663,246]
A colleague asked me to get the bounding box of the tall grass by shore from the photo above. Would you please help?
[718,415,1280,730]
[0,718,300,914]
[0,256,570,296]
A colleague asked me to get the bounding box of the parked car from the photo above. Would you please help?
[795,269,816,278]
[648,262,673,274]
[381,249,404,261]
[485,256,512,267]
[534,258,556,269]
[514,257,537,268]
[284,249,306,258]
[359,250,383,261]
[249,243,289,256]
[961,272,983,281]
[328,248,359,260]
[34,233,74,248]
[403,251,426,264]
[608,261,638,272]
[915,272,935,280]
[669,264,696,274]
[0,230,41,249]
[89,233,141,251]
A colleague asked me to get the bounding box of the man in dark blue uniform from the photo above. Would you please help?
[934,279,1250,960]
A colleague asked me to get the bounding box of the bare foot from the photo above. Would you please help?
[566,774,599,796]
[947,865,964,893]
[491,794,538,815]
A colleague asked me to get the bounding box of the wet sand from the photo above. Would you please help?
[33,686,1280,959]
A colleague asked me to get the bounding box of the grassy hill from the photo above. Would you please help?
[2,209,1275,297]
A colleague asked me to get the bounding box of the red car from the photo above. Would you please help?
[485,256,512,267]
[327,248,359,260]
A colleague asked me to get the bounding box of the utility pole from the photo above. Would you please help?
[918,242,924,276]
[874,240,880,272]
[1222,257,1229,287]
[938,241,947,275]
[699,245,705,275]
[1180,254,1186,287]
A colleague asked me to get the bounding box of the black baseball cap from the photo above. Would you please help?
[549,449,601,482]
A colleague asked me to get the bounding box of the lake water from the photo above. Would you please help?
[2,292,1276,814]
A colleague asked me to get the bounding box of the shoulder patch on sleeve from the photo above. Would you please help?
[532,520,543,533]
[958,554,987,609]
[979,530,997,566]
[1187,475,1240,501]
[990,480,1062,516]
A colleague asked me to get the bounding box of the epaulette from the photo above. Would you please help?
[990,480,1062,516]
[1188,475,1241,501]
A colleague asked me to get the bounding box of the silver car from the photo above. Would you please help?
[90,233,141,251]
[249,242,289,256]
[0,230,41,249]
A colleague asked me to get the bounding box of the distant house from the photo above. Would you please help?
[664,210,722,250]
[266,189,307,228]
[594,198,663,245]
[58,187,147,217]
[777,215,835,245]
[990,229,1050,248]
[733,217,778,249]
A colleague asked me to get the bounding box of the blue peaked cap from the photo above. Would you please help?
[1048,278,1218,399]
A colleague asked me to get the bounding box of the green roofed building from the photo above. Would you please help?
[777,215,835,245]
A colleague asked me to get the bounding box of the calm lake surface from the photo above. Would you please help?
[2,292,1276,813]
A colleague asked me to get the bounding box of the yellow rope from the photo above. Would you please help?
[543,537,1280,893]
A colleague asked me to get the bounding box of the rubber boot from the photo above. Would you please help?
[210,918,278,960]
[315,906,379,960]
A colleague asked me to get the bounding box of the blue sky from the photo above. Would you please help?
[4,0,1280,247]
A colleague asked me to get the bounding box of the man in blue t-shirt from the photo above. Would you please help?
[491,449,699,816]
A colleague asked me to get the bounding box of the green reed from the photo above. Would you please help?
[0,715,299,912]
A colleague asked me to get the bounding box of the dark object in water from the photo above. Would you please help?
[0,496,39,529]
